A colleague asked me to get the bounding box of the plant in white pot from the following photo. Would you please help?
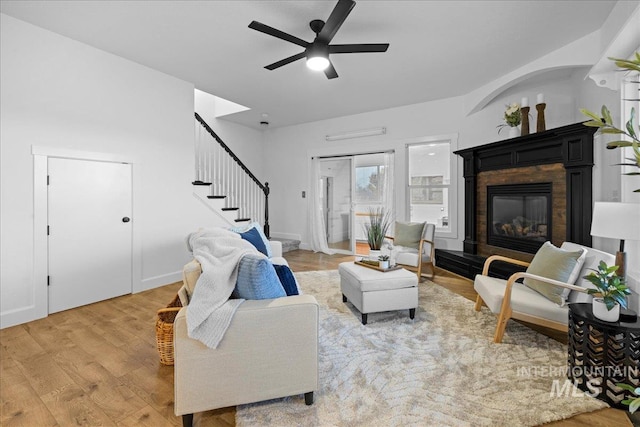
[363,207,392,260]
[583,261,631,322]
[378,254,390,269]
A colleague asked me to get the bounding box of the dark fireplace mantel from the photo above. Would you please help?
[454,122,596,255]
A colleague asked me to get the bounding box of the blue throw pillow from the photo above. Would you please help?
[231,222,272,257]
[273,264,299,296]
[239,227,269,256]
[234,255,286,300]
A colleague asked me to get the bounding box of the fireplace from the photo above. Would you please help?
[434,123,596,280]
[487,183,552,254]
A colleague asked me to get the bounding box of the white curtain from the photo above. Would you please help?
[382,151,395,222]
[309,157,335,254]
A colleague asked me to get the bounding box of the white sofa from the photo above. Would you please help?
[473,242,615,343]
[173,240,319,427]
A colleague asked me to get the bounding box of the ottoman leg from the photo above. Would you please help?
[410,308,416,319]
[361,313,368,325]
[342,294,347,303]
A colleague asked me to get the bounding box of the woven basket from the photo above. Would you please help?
[155,293,182,366]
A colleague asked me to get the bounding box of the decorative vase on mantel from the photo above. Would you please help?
[592,298,620,322]
[508,126,519,139]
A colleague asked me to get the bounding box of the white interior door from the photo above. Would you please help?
[48,158,132,313]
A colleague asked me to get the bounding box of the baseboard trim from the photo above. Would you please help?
[0,305,47,329]
[139,271,182,292]
[299,242,311,251]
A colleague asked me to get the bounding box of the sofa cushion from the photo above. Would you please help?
[234,254,286,300]
[474,274,569,325]
[273,264,299,296]
[394,221,424,249]
[231,222,272,258]
[239,226,269,256]
[523,241,586,305]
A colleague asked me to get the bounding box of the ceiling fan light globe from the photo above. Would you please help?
[306,56,330,71]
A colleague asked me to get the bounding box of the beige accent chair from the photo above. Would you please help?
[473,242,615,343]
[386,222,436,280]
[173,241,319,427]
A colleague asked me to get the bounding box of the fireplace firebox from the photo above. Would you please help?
[487,183,552,253]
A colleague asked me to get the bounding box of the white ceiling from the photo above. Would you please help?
[0,1,617,129]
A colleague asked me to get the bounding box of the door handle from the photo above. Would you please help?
[122,217,131,223]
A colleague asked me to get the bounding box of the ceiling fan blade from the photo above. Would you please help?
[249,21,309,48]
[318,0,356,44]
[329,43,389,53]
[265,52,306,70]
[324,61,339,79]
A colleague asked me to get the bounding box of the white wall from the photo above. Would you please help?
[0,14,219,328]
[263,72,619,253]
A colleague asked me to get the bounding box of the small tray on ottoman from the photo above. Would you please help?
[355,260,402,272]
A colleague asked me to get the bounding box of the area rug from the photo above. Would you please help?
[236,270,608,427]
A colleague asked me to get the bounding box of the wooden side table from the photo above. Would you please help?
[567,303,640,409]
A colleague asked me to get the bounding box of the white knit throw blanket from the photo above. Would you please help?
[186,228,260,348]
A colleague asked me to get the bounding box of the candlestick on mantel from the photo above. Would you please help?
[521,106,530,136]
[536,93,544,104]
[521,97,529,108]
[536,103,546,132]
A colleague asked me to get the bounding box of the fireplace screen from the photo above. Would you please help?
[487,183,552,253]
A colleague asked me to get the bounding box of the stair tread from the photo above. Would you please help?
[235,218,251,222]
[207,195,226,199]
[221,207,239,211]
[192,181,212,186]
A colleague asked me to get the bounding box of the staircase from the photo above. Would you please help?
[193,113,270,237]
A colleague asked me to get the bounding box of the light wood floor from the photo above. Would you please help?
[0,250,631,427]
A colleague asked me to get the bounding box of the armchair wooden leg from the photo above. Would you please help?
[182,413,194,427]
[474,295,484,311]
[493,311,511,343]
[416,262,423,281]
[304,391,314,405]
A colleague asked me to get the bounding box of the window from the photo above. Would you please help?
[410,176,443,204]
[356,165,387,203]
[407,140,453,232]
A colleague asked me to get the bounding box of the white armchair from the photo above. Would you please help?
[473,242,615,343]
[174,241,319,427]
[386,222,436,280]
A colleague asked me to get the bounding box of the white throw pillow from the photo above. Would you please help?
[523,241,586,306]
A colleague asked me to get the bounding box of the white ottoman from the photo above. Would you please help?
[338,262,419,325]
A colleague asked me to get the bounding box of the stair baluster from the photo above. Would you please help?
[193,113,270,236]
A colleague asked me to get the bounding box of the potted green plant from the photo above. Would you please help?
[617,383,640,414]
[581,52,639,193]
[363,207,392,259]
[583,261,631,322]
[378,254,390,269]
[497,102,522,138]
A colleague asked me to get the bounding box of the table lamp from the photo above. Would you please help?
[591,202,640,321]
[590,202,640,279]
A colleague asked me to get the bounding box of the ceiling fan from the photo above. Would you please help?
[248,0,389,79]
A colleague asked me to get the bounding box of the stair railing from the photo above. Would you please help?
[194,112,270,237]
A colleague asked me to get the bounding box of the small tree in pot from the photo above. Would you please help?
[363,207,392,253]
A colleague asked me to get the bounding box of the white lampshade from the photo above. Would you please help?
[590,202,640,241]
